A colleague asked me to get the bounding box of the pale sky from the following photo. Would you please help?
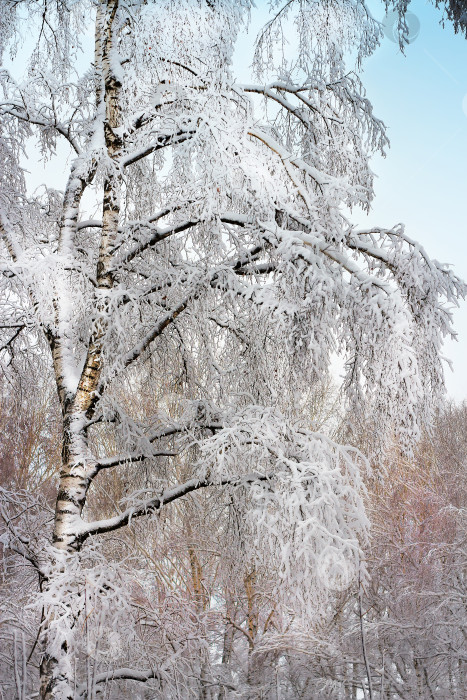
[235,0,467,402]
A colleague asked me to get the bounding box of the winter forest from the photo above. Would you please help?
[1,0,467,698]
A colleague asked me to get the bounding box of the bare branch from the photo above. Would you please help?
[92,420,224,472]
[94,449,178,471]
[114,218,200,267]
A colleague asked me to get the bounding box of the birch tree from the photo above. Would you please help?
[0,0,464,698]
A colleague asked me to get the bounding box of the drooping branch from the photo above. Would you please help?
[114,212,255,268]
[239,84,316,130]
[352,225,465,289]
[92,244,275,402]
[259,219,394,295]
[248,126,331,191]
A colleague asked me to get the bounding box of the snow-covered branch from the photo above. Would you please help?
[121,126,197,168]
[0,102,81,154]
[76,472,271,541]
[76,667,161,697]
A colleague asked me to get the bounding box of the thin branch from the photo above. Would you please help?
[115,212,252,268]
[225,615,254,647]
[94,449,178,471]
[359,569,374,700]
[0,501,42,574]
[94,238,275,399]
[260,219,393,296]
[247,126,330,194]
[240,84,312,129]
[157,57,201,78]
[0,324,25,353]
[120,297,189,370]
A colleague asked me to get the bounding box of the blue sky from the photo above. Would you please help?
[235,0,467,401]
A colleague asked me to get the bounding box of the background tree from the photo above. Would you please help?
[279,403,467,699]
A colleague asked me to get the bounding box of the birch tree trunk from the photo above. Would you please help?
[39,3,121,697]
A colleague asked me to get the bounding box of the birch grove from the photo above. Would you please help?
[0,1,465,698]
